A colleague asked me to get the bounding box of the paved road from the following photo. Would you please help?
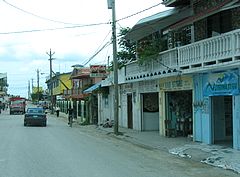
[0,110,237,177]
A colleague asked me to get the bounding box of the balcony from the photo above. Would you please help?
[125,48,179,83]
[178,29,240,71]
[125,29,240,83]
[63,88,87,99]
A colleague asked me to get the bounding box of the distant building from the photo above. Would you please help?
[0,73,8,97]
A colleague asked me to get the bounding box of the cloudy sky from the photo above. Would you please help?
[0,0,168,97]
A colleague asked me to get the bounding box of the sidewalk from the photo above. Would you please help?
[54,112,240,174]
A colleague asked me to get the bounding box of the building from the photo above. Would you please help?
[60,65,106,124]
[46,72,72,107]
[0,73,8,97]
[100,0,240,150]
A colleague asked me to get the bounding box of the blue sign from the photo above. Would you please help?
[203,70,239,96]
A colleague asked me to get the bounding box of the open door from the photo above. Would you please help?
[212,96,233,146]
[127,94,133,129]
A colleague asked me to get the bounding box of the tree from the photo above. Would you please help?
[117,27,137,66]
[31,91,43,102]
[109,27,136,70]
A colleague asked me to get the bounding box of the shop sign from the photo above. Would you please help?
[203,70,239,96]
[90,65,106,77]
[159,76,193,91]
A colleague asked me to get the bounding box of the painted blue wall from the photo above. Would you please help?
[193,74,211,144]
[194,69,240,149]
[233,95,240,150]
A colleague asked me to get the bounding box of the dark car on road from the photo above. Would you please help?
[24,108,47,127]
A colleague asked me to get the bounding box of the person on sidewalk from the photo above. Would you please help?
[55,106,60,117]
[0,101,2,114]
[67,107,74,125]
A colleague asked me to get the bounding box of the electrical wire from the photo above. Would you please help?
[116,3,162,22]
[0,22,110,35]
[82,30,112,64]
[2,0,83,25]
[83,41,112,66]
[0,2,163,35]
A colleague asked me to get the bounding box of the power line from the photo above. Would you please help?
[2,0,83,25]
[82,30,112,64]
[116,3,162,22]
[0,22,110,35]
[0,2,163,35]
[83,41,111,66]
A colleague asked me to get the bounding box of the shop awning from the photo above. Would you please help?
[125,7,191,42]
[83,82,101,94]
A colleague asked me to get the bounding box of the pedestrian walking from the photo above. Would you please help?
[0,101,2,114]
[55,106,60,117]
[67,107,74,125]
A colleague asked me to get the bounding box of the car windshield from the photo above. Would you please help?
[27,108,43,114]
[12,100,24,104]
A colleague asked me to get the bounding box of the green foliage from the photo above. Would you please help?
[116,27,137,69]
[31,91,43,101]
[137,38,167,65]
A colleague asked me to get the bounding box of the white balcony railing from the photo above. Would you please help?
[125,48,178,82]
[124,29,240,83]
[178,29,240,69]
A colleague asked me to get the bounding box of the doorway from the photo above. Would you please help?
[165,90,193,137]
[142,92,159,131]
[212,96,233,147]
[127,94,133,129]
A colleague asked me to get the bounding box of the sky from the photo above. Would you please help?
[0,0,168,97]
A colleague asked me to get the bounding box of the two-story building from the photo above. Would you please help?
[0,73,8,97]
[46,72,72,109]
[61,65,106,125]
[101,0,240,150]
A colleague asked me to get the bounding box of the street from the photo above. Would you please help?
[0,110,237,177]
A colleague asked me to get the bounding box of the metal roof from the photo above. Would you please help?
[125,7,191,42]
[83,82,101,94]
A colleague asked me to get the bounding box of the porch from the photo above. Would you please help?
[125,29,240,82]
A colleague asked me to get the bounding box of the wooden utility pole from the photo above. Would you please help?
[108,0,119,135]
[28,80,30,100]
[31,78,34,100]
[47,49,55,114]
[37,69,40,103]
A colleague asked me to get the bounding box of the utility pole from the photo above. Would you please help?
[108,0,119,135]
[28,80,30,100]
[47,49,55,114]
[31,78,34,100]
[37,69,40,103]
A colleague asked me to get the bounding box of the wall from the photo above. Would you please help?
[119,80,159,131]
[194,74,216,144]
[98,86,114,125]
[233,95,240,150]
[60,74,72,92]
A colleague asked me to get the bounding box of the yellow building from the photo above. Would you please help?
[32,86,43,94]
[46,72,72,98]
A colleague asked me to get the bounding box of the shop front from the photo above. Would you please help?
[194,69,240,149]
[159,75,193,137]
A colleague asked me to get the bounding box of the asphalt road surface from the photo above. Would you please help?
[0,110,237,177]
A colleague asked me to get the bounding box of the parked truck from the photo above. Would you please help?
[9,97,26,115]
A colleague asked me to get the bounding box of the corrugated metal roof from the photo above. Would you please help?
[136,8,176,25]
[83,82,101,93]
[125,6,191,42]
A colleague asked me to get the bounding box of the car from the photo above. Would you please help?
[24,107,47,127]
